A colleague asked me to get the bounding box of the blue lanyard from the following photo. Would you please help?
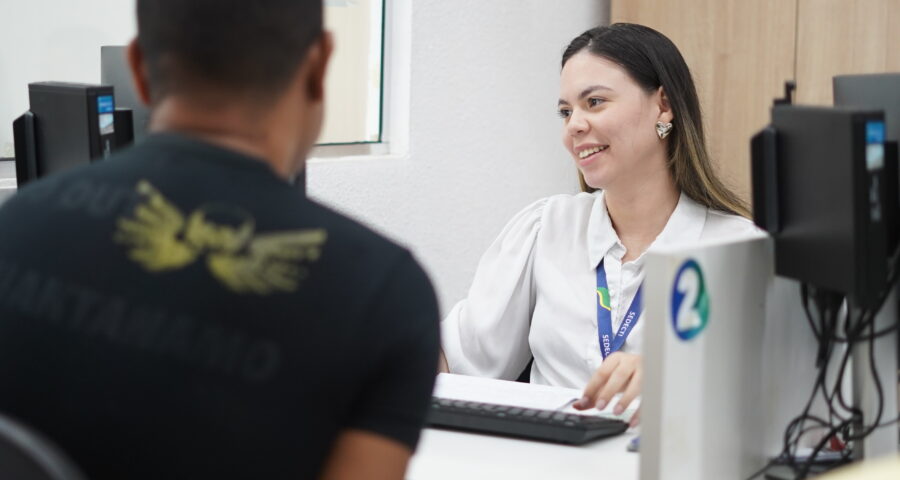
[596,260,643,359]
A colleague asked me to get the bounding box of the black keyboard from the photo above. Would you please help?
[425,397,629,445]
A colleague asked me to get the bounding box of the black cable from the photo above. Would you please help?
[871,415,900,429]
[801,284,823,342]
[746,243,900,480]
[842,246,900,342]
[797,307,892,480]
[817,301,854,426]
[745,455,786,480]
[803,289,853,423]
[830,323,857,416]
[750,280,898,480]
[746,308,834,480]
[844,319,886,441]
[797,418,856,478]
[800,301,893,477]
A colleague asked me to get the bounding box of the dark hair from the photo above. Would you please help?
[136,0,323,102]
[562,23,749,218]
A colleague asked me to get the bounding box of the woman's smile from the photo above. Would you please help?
[576,144,609,166]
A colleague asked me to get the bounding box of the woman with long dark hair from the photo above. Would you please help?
[440,23,758,427]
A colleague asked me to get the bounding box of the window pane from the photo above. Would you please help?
[320,0,383,145]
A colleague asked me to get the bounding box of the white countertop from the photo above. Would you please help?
[407,374,639,480]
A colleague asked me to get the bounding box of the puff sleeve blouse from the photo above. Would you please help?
[441,191,760,389]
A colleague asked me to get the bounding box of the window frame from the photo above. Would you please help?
[310,0,410,162]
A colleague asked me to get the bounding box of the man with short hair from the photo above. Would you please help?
[0,1,440,479]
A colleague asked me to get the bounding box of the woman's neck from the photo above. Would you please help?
[604,169,680,263]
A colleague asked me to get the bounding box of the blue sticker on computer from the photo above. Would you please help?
[866,121,885,144]
[97,95,115,114]
[670,258,709,341]
[866,121,886,171]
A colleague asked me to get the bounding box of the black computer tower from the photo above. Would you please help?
[112,108,134,150]
[883,141,899,253]
[28,82,116,178]
[12,111,37,186]
[752,105,890,307]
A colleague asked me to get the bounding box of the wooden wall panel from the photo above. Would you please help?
[611,0,797,202]
[795,0,900,105]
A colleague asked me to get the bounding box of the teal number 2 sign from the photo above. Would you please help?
[670,259,709,341]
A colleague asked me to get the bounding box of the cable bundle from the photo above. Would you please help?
[748,248,900,479]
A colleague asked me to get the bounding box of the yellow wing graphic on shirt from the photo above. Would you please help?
[116,180,328,294]
[206,229,328,294]
[114,180,198,271]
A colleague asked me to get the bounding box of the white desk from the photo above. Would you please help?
[407,374,639,480]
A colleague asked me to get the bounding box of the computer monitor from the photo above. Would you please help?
[834,73,900,142]
[101,46,151,143]
[834,73,900,252]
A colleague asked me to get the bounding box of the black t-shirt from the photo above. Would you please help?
[0,134,441,480]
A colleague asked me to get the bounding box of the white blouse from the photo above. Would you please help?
[441,191,760,389]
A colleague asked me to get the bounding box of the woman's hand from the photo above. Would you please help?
[573,352,642,427]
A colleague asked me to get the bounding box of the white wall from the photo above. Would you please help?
[0,0,138,158]
[307,0,609,313]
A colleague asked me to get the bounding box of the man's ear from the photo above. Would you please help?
[126,38,153,106]
[657,86,674,124]
[305,31,334,102]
